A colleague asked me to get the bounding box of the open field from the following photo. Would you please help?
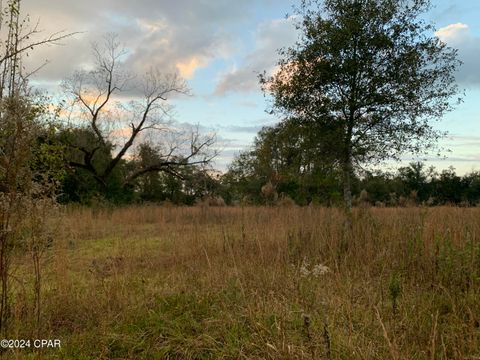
[3,206,480,359]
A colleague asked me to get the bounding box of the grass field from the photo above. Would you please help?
[3,205,480,359]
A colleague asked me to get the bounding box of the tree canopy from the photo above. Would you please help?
[261,0,462,209]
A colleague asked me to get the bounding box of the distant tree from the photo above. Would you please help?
[397,162,431,201]
[132,143,165,202]
[360,171,393,204]
[223,149,264,204]
[463,171,480,206]
[224,118,342,205]
[61,34,217,197]
[433,167,465,204]
[261,0,462,210]
[130,143,221,205]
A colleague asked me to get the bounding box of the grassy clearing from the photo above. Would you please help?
[3,206,480,359]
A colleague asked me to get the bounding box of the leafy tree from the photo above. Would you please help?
[463,172,480,205]
[224,118,342,205]
[132,144,165,202]
[360,171,393,204]
[397,162,432,202]
[57,127,132,204]
[433,167,465,204]
[261,0,461,210]
[223,150,264,204]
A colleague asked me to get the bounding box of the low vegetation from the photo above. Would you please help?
[3,205,479,359]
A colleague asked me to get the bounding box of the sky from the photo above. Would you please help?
[21,0,480,174]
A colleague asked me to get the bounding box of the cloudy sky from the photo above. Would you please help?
[21,0,480,174]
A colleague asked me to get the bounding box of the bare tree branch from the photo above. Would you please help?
[62,34,216,191]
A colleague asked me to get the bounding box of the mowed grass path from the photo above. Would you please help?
[4,206,480,359]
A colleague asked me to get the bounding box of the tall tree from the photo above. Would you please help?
[261,0,461,210]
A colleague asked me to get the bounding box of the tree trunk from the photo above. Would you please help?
[342,119,354,212]
[340,145,354,255]
[342,158,353,211]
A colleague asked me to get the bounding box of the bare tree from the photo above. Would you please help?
[62,34,217,191]
[0,0,74,98]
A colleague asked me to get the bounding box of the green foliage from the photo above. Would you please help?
[224,119,342,205]
[57,134,225,206]
[0,96,64,194]
[54,127,130,204]
[435,233,480,291]
[31,125,67,187]
[388,272,402,314]
[225,123,480,206]
[261,0,461,207]
[0,95,63,333]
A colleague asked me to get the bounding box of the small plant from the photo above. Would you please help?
[389,272,402,315]
[299,258,330,278]
[359,189,369,204]
[277,194,296,207]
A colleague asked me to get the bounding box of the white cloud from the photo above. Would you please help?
[436,23,480,87]
[435,23,469,40]
[19,0,283,85]
[214,17,299,95]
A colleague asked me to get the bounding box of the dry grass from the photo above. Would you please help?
[3,205,480,359]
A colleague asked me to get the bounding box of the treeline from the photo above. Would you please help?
[221,120,480,207]
[224,159,480,207]
[44,112,480,208]
[52,119,480,207]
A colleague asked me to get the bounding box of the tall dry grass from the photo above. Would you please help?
[3,205,480,359]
